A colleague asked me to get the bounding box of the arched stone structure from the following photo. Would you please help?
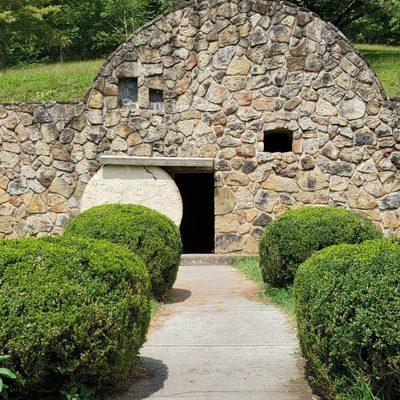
[0,0,399,253]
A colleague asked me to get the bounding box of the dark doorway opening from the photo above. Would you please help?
[174,173,214,254]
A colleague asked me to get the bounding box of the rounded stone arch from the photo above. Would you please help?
[70,0,399,253]
[79,0,392,163]
[86,0,388,106]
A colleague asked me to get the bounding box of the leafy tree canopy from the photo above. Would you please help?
[0,0,399,68]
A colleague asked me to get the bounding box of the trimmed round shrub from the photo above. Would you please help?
[259,206,380,287]
[295,239,400,399]
[0,237,151,397]
[64,204,182,298]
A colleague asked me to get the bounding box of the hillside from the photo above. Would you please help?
[0,45,399,103]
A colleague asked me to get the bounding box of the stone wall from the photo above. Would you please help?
[1,0,400,253]
[0,102,89,237]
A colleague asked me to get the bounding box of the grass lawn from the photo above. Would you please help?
[0,59,103,103]
[356,44,400,99]
[233,256,295,316]
[0,44,398,102]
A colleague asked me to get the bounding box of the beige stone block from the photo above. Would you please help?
[206,83,228,104]
[222,76,247,91]
[226,172,249,186]
[218,26,239,47]
[226,56,251,75]
[329,176,349,192]
[298,167,328,191]
[234,91,252,106]
[247,209,258,222]
[215,215,238,233]
[87,90,103,109]
[382,211,399,229]
[252,98,277,112]
[238,223,251,234]
[347,186,378,210]
[263,175,299,193]
[28,194,47,214]
[133,144,152,156]
[244,236,259,254]
[215,187,236,215]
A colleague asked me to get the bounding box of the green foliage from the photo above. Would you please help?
[60,384,94,400]
[0,237,151,398]
[1,0,400,68]
[0,59,103,102]
[64,204,182,298]
[1,43,400,102]
[259,207,381,288]
[357,44,400,99]
[0,0,66,68]
[0,355,16,400]
[337,376,381,400]
[233,257,295,315]
[160,0,400,45]
[294,239,400,399]
[50,0,156,62]
[0,0,174,68]
[294,0,400,45]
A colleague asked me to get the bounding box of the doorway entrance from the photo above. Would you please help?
[174,173,215,254]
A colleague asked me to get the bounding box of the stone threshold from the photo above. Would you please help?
[99,155,214,169]
[180,254,251,266]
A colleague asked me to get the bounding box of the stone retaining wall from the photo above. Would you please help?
[1,0,400,253]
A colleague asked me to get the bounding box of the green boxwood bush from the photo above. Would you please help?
[295,239,400,399]
[0,237,151,398]
[64,204,182,298]
[259,206,381,287]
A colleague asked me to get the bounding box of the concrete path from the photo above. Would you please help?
[116,264,313,400]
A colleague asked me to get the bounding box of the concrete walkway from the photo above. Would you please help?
[117,264,313,400]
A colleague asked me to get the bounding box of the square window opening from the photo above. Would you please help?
[264,129,293,153]
[149,89,164,111]
[118,78,138,106]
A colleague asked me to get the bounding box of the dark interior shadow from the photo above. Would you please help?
[114,357,168,399]
[163,288,192,304]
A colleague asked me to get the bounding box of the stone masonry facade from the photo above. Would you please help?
[1,0,400,253]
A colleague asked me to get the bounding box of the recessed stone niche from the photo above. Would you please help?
[264,129,294,153]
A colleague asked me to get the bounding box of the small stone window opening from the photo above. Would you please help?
[264,129,293,153]
[149,89,164,111]
[118,78,138,106]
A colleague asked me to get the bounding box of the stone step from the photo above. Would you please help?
[180,253,247,266]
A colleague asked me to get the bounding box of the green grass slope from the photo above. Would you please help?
[356,44,400,99]
[0,60,103,103]
[0,45,398,102]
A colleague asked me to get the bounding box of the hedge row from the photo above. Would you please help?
[0,237,151,397]
[295,239,400,399]
[64,204,182,299]
[258,206,399,399]
[0,204,182,398]
[259,206,381,287]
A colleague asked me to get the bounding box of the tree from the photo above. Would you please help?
[0,0,65,68]
[295,0,400,44]
[296,0,391,30]
[48,0,158,61]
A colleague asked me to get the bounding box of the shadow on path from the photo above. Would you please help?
[116,357,168,400]
[164,288,191,304]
